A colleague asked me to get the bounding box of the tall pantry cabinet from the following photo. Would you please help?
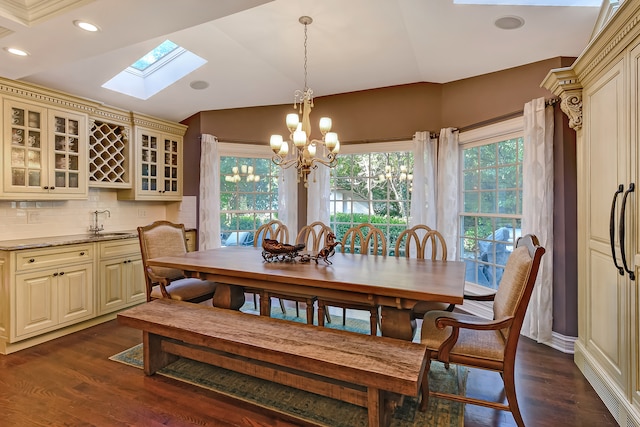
[543,1,639,425]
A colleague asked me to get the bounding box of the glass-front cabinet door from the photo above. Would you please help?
[4,101,46,193]
[130,127,182,200]
[2,99,87,199]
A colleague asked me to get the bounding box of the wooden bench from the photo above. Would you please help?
[117,299,428,426]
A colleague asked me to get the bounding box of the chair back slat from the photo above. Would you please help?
[340,223,387,255]
[296,221,332,252]
[394,225,446,260]
[255,220,290,246]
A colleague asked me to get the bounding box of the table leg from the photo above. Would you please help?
[212,283,245,310]
[379,307,417,341]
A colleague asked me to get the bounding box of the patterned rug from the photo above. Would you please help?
[111,306,466,427]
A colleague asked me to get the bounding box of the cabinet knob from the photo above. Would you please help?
[80,252,85,256]
[43,186,49,190]
[50,187,55,190]
[59,271,65,276]
[29,258,35,263]
[53,272,58,276]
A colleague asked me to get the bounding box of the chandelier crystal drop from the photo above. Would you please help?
[270,16,340,187]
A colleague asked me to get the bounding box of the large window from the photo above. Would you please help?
[329,142,414,253]
[459,118,524,290]
[219,155,279,247]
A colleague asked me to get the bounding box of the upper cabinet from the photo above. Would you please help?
[0,77,186,201]
[3,98,88,199]
[117,114,185,201]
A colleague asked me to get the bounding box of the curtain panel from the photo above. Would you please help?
[522,97,554,344]
[199,134,221,250]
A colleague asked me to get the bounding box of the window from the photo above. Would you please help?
[219,155,279,247]
[459,118,524,290]
[329,141,414,253]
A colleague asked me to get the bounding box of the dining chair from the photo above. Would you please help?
[138,220,217,303]
[317,223,387,335]
[419,234,545,427]
[395,225,453,320]
[252,220,288,314]
[290,221,335,324]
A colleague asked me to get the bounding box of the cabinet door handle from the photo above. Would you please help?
[43,186,49,190]
[79,252,85,256]
[59,271,65,276]
[619,182,635,280]
[610,184,625,276]
[29,258,35,263]
[53,272,58,277]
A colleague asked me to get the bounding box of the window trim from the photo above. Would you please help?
[458,116,524,317]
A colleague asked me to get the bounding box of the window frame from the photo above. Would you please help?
[330,140,414,253]
[218,143,278,247]
[458,117,524,316]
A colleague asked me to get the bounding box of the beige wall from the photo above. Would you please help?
[181,57,578,338]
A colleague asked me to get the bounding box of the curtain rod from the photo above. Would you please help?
[454,97,559,133]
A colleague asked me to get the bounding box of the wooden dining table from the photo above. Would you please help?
[146,246,466,341]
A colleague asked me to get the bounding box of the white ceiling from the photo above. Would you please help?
[0,0,602,122]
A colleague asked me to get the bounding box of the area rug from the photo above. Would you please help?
[111,306,466,427]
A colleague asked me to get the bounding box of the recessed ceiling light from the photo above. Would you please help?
[495,15,525,30]
[4,47,29,56]
[73,20,100,32]
[190,80,209,90]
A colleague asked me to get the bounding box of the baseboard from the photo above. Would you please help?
[575,341,640,427]
[549,331,576,354]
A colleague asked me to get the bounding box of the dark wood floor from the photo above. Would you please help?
[0,318,617,427]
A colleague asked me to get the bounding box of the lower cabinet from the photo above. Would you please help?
[98,239,145,314]
[0,236,146,354]
[15,261,94,339]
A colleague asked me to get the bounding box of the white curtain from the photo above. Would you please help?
[278,163,298,243]
[522,97,554,344]
[307,166,331,226]
[409,131,437,229]
[198,134,221,250]
[436,128,459,260]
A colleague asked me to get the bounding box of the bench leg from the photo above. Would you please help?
[368,387,394,427]
[143,332,178,376]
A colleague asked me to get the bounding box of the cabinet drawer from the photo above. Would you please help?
[98,239,140,259]
[15,245,93,272]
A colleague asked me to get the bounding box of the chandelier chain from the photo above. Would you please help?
[303,21,308,92]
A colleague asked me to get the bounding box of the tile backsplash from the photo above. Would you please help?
[0,189,198,240]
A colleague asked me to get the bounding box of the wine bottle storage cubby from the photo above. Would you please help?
[89,121,129,185]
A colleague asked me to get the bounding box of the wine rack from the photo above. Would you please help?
[89,121,130,187]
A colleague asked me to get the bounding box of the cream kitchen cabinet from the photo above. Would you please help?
[13,244,94,340]
[118,115,186,201]
[98,238,145,315]
[542,1,640,425]
[2,98,88,199]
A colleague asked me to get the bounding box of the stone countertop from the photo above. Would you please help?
[0,231,138,251]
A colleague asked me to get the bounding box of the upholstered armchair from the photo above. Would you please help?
[419,234,545,427]
[138,220,217,303]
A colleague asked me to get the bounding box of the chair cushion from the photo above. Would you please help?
[150,278,217,301]
[421,310,506,362]
[144,225,187,280]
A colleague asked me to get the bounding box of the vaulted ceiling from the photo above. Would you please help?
[0,0,602,122]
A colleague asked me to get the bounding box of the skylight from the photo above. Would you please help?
[454,0,601,5]
[102,39,207,100]
[130,40,179,72]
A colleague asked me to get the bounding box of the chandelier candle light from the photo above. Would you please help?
[270,16,340,187]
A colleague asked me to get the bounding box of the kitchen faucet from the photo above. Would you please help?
[89,210,110,234]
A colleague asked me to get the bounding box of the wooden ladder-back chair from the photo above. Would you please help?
[252,220,289,314]
[138,220,217,303]
[419,234,546,427]
[259,220,325,325]
[317,223,387,335]
[394,225,453,319]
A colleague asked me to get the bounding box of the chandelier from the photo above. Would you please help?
[269,16,340,187]
[224,165,260,183]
